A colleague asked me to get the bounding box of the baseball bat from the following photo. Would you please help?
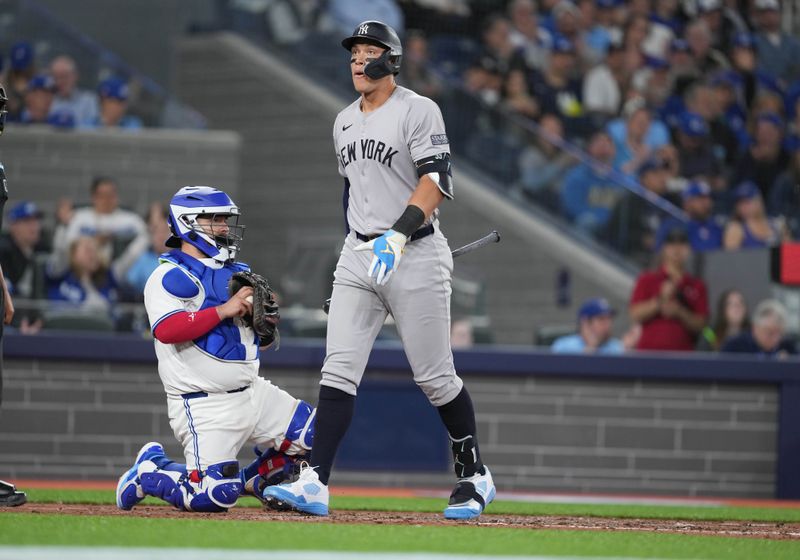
[450,230,501,259]
[322,230,501,314]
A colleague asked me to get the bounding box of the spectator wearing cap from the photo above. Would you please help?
[684,81,739,168]
[731,112,789,200]
[685,18,730,76]
[769,135,800,236]
[673,110,725,190]
[629,224,709,351]
[49,55,99,127]
[20,74,55,124]
[551,297,624,354]
[92,78,143,130]
[632,55,672,110]
[582,35,628,121]
[0,201,47,299]
[753,0,800,84]
[607,98,670,177]
[560,130,623,235]
[721,299,796,357]
[723,180,788,250]
[710,69,749,150]
[4,41,36,121]
[604,156,673,263]
[509,35,587,136]
[658,181,724,252]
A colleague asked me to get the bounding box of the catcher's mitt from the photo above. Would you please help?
[228,270,280,347]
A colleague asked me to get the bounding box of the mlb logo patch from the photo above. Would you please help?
[430,134,449,146]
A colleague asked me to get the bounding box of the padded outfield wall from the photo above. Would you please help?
[1,333,798,500]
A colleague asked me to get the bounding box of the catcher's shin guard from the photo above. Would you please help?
[241,447,301,499]
[140,460,242,512]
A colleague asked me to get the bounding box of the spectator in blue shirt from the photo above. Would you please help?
[552,297,624,354]
[560,130,623,235]
[49,55,99,127]
[657,181,724,253]
[92,78,143,130]
[125,205,170,294]
[607,98,670,178]
[721,299,797,357]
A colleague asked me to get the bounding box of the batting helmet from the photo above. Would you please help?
[341,20,402,80]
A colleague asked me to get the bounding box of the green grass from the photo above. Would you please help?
[1,512,799,559]
[24,488,800,523]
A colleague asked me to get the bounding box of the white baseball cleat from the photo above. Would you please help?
[443,465,496,520]
[261,463,329,516]
[115,441,165,510]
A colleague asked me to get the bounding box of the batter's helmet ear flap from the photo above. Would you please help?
[364,49,401,80]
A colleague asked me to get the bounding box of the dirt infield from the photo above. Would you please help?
[9,503,800,540]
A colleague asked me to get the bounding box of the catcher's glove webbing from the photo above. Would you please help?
[228,271,280,347]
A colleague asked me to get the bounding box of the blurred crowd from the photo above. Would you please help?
[0,178,168,334]
[544,219,797,358]
[446,0,800,262]
[1,41,142,130]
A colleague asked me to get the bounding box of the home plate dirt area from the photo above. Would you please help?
[11,503,800,540]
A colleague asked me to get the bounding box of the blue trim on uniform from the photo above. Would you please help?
[183,397,201,472]
[162,267,200,299]
[150,309,184,334]
[285,401,314,442]
[342,178,351,235]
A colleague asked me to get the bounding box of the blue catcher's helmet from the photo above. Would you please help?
[166,186,244,262]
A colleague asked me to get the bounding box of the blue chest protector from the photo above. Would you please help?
[160,250,255,361]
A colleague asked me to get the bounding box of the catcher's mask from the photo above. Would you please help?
[0,85,8,136]
[166,186,245,262]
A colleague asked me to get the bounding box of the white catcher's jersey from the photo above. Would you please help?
[333,85,452,235]
[144,259,259,396]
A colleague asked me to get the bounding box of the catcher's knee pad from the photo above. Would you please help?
[140,460,241,513]
[283,400,315,454]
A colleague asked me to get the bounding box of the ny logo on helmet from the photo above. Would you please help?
[358,24,369,35]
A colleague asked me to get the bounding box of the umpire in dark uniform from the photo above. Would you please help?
[0,84,28,506]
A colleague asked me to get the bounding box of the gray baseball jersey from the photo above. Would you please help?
[333,85,452,235]
[321,85,463,407]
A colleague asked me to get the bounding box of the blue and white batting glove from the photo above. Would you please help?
[354,229,408,285]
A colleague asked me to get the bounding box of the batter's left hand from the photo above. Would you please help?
[355,229,408,285]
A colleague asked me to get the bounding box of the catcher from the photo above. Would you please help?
[115,185,315,513]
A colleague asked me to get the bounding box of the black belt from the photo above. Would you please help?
[181,385,249,400]
[355,223,434,243]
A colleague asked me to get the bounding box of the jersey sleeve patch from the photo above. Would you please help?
[430,134,449,146]
[162,267,200,299]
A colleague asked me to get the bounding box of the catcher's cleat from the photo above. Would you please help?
[443,466,496,520]
[116,441,165,510]
[0,480,27,507]
[262,463,328,516]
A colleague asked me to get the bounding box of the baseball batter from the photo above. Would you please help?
[266,21,495,520]
[115,186,315,513]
